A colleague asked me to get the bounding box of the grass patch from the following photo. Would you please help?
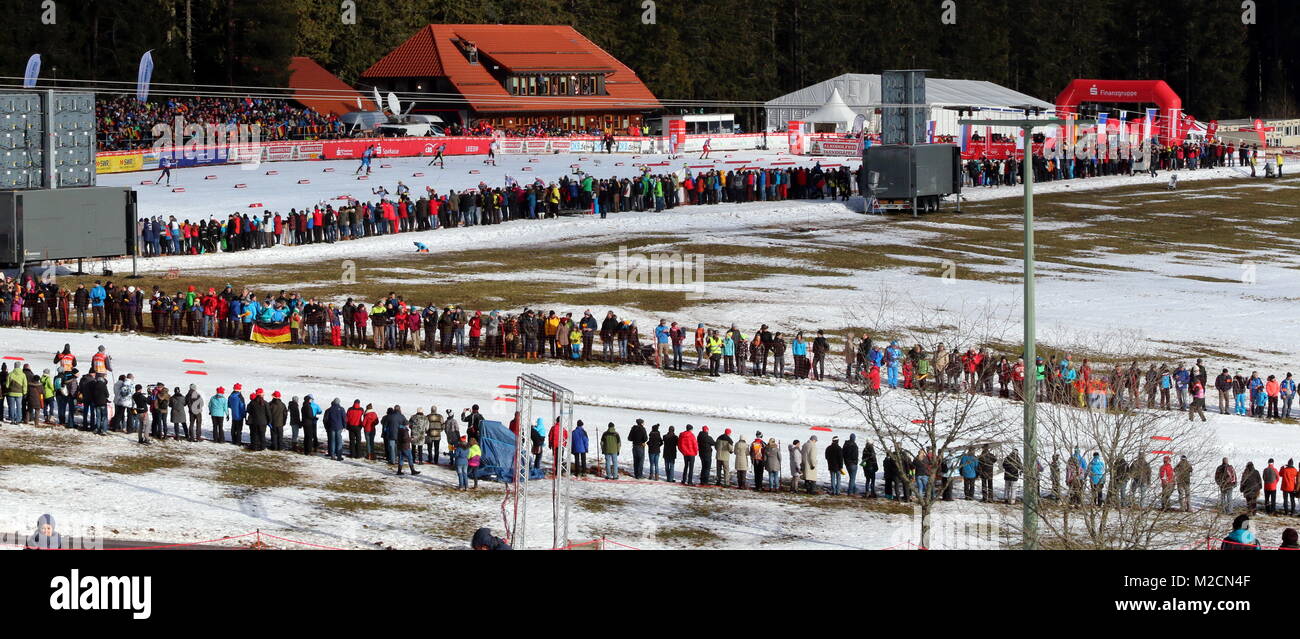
[321,476,391,496]
[578,496,629,514]
[80,453,185,475]
[317,496,426,513]
[0,446,55,467]
[422,511,482,543]
[655,525,717,546]
[214,452,303,490]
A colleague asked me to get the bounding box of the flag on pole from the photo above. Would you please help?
[926,120,936,144]
[22,54,40,88]
[136,50,154,102]
[959,124,970,152]
[251,320,291,344]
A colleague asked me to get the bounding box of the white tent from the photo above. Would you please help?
[765,73,1054,136]
[802,88,859,132]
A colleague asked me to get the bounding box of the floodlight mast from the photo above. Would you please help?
[958,109,1084,550]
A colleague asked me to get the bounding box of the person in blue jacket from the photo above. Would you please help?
[89,282,107,328]
[227,384,246,446]
[885,340,903,388]
[323,398,346,461]
[452,435,470,489]
[1088,452,1106,506]
[960,448,979,500]
[1282,373,1297,419]
[570,419,589,477]
[207,386,228,443]
[1221,514,1260,550]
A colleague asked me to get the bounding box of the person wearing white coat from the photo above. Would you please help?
[802,435,819,493]
[733,436,750,488]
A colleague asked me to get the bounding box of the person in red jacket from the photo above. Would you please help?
[345,399,365,459]
[547,416,569,467]
[353,304,368,347]
[361,403,379,460]
[1283,459,1299,515]
[678,424,699,485]
[1159,455,1176,510]
[867,364,882,395]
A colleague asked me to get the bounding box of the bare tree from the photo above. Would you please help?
[839,296,1017,549]
[1025,401,1225,549]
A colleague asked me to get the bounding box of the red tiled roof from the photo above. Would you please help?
[361,25,659,114]
[287,57,377,116]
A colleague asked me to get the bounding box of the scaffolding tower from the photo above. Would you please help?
[507,373,575,549]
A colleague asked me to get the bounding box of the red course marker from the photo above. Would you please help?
[1151,436,1172,441]
[380,164,392,168]
[322,167,335,172]
[810,426,832,432]
[1152,450,1174,455]
[139,180,154,185]
[171,187,186,192]
[357,175,368,180]
[233,184,247,188]
[185,370,208,375]
[297,179,310,184]
[248,203,263,208]
[412,172,424,177]
[182,359,205,364]
[3,356,24,361]
[204,175,217,180]
[265,170,278,175]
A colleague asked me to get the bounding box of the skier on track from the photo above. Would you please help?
[427,143,446,168]
[355,144,375,175]
[699,138,712,160]
[157,156,173,186]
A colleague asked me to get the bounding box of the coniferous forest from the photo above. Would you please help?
[0,0,1296,120]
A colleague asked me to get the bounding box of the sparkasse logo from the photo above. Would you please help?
[49,569,152,620]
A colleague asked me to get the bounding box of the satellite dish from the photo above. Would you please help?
[386,92,400,117]
[851,113,867,135]
[372,87,383,112]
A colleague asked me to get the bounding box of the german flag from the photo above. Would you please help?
[251,321,290,344]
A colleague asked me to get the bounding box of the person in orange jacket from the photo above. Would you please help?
[1281,459,1299,515]
[1266,375,1282,418]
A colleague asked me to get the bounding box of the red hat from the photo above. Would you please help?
[701,426,709,432]
[233,383,242,391]
[725,428,732,435]
[255,388,264,396]
[272,391,281,398]
[216,386,225,394]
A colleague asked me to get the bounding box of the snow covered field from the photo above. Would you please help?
[9,151,1297,549]
[0,325,1294,549]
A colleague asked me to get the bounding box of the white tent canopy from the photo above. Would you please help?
[801,88,859,132]
[765,73,1054,135]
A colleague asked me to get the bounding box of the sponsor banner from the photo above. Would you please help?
[811,139,862,156]
[95,152,144,174]
[959,141,1045,160]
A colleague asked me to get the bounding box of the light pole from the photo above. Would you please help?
[959,111,1082,550]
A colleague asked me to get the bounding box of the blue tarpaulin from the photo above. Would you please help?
[471,419,545,481]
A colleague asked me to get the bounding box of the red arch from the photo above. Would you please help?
[1055,79,1184,145]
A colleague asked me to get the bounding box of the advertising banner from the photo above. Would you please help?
[787,121,804,154]
[95,152,144,174]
